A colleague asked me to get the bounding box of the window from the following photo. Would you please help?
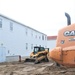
[35,31,37,38]
[26,43,28,50]
[26,28,28,35]
[0,18,2,28]
[39,36,41,39]
[39,45,41,47]
[35,35,37,38]
[42,35,44,40]
[31,44,33,50]
[45,36,47,40]
[31,30,33,36]
[45,46,47,48]
[10,22,13,31]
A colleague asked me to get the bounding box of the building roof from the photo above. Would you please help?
[0,14,47,36]
[47,36,57,40]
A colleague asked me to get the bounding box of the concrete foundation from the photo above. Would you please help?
[6,55,29,62]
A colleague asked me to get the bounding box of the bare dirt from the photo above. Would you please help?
[0,59,75,75]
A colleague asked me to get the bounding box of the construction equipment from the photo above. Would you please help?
[49,12,75,67]
[24,46,49,64]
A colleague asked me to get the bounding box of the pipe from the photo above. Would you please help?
[65,12,71,25]
[19,55,21,62]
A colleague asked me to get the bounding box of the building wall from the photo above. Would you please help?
[47,39,56,50]
[0,15,47,57]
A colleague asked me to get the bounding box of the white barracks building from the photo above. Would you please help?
[47,36,57,50]
[0,14,47,62]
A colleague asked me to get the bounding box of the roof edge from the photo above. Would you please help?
[0,14,47,35]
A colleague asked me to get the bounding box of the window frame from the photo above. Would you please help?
[0,18,2,28]
[26,43,28,50]
[10,22,13,31]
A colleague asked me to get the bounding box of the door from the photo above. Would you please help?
[0,47,6,62]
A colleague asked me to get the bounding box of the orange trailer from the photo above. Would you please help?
[49,12,75,67]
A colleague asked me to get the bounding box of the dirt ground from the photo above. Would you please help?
[0,59,75,75]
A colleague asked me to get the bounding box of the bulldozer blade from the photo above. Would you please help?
[24,58,36,62]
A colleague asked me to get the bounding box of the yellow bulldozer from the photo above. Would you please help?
[24,46,49,64]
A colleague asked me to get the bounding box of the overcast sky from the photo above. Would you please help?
[0,0,75,36]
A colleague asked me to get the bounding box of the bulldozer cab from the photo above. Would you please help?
[33,46,45,54]
[25,46,49,63]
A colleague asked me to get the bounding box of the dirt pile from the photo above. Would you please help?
[0,60,75,75]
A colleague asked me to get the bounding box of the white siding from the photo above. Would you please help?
[0,47,6,62]
[0,15,47,57]
[47,40,56,50]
